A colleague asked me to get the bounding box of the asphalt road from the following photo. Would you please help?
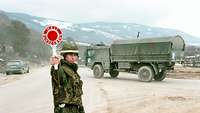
[1,66,200,113]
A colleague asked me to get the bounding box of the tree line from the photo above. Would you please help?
[0,16,50,63]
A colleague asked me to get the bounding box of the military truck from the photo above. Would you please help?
[85,35,185,82]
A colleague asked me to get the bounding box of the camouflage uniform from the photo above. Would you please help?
[50,41,85,113]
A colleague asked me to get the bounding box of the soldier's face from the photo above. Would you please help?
[64,53,78,64]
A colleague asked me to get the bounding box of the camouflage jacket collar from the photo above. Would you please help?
[60,59,78,72]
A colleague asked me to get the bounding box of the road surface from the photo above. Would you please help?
[0,66,200,113]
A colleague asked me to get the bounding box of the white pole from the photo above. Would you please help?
[52,45,58,70]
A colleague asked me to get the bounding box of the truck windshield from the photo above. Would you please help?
[87,49,95,57]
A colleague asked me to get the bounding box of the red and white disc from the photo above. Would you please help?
[42,25,62,45]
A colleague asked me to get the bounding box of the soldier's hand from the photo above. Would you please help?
[50,56,60,65]
[58,103,65,108]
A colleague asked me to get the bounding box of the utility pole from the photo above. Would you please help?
[137,32,140,38]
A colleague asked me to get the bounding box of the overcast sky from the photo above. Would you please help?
[0,0,200,37]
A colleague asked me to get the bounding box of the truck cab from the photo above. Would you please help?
[86,45,111,78]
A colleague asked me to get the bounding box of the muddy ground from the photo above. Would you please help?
[167,65,200,79]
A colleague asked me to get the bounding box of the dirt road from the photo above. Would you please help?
[0,66,200,113]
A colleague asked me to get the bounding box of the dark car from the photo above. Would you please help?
[6,60,29,75]
[0,58,6,74]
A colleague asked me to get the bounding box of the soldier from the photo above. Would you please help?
[50,40,85,113]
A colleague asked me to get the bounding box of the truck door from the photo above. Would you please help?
[85,49,95,66]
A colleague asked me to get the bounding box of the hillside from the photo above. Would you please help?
[0,11,50,62]
[4,11,200,45]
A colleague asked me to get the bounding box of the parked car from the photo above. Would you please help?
[6,60,29,75]
[0,58,6,74]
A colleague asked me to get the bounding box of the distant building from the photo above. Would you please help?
[184,55,200,67]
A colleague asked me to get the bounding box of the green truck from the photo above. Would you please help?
[85,35,185,82]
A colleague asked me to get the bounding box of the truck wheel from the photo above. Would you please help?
[27,69,29,73]
[138,66,154,82]
[109,70,119,78]
[6,72,10,75]
[93,64,104,78]
[154,70,167,81]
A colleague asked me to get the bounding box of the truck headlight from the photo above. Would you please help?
[172,52,175,60]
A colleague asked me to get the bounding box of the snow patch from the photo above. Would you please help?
[147,28,152,31]
[94,30,123,40]
[123,25,128,29]
[76,41,90,46]
[32,19,75,31]
[81,27,95,32]
[133,24,141,27]
[80,27,123,40]
[93,25,100,28]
